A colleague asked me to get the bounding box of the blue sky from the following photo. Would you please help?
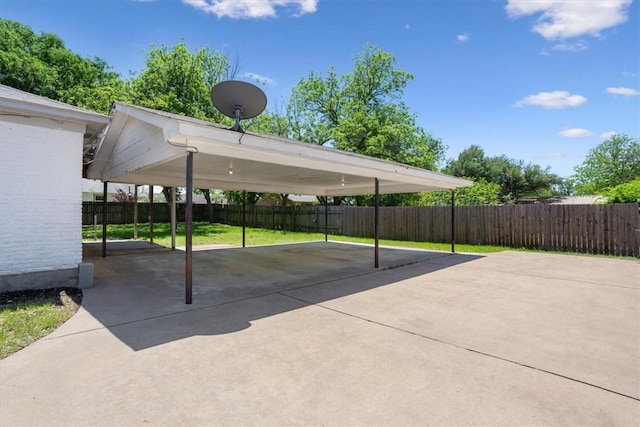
[3,0,639,178]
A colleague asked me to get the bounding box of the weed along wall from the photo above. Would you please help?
[83,202,639,257]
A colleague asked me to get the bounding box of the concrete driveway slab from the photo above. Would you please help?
[1,243,638,426]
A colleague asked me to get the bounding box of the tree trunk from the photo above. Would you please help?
[161,187,176,232]
[202,189,214,223]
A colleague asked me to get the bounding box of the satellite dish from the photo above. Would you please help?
[210,80,267,132]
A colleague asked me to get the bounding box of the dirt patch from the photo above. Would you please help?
[0,287,82,309]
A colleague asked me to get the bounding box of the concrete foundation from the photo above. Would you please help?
[0,267,78,293]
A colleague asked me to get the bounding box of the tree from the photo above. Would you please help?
[129,42,237,215]
[0,19,129,114]
[445,145,561,202]
[603,179,640,203]
[419,179,501,206]
[129,42,234,122]
[443,145,490,181]
[572,134,640,195]
[287,43,446,205]
[113,188,136,203]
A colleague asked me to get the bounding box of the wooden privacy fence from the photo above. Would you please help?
[83,202,639,256]
[342,203,639,257]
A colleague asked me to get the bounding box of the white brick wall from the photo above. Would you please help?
[0,115,85,275]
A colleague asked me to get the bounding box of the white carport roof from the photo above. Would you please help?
[87,102,471,195]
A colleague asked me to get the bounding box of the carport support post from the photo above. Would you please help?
[324,200,328,242]
[185,152,193,304]
[451,189,455,253]
[101,181,107,257]
[374,178,379,268]
[149,185,154,244]
[133,185,138,240]
[242,191,246,248]
[171,187,176,250]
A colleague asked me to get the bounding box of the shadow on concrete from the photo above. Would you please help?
[83,240,171,258]
[80,241,481,351]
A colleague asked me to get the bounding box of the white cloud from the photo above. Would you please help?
[182,0,318,19]
[457,34,470,42]
[514,91,587,109]
[543,40,588,54]
[559,128,592,138]
[242,72,277,86]
[600,131,617,139]
[606,87,640,96]
[405,24,410,30]
[506,0,633,39]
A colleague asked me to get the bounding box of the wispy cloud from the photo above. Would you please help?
[542,40,588,55]
[182,0,318,19]
[456,34,470,42]
[606,87,640,96]
[514,91,587,109]
[506,0,632,40]
[405,24,410,30]
[600,131,617,139]
[559,128,592,138]
[537,152,567,159]
[242,72,277,86]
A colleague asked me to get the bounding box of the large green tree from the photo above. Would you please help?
[129,42,234,122]
[572,134,640,195]
[129,42,237,217]
[0,19,129,114]
[445,145,561,202]
[287,44,446,205]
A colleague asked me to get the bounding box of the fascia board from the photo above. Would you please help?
[174,126,472,190]
[0,98,109,129]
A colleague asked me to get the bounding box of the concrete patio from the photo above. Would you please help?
[1,242,638,425]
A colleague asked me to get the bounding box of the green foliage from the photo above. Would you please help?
[288,43,446,173]
[0,19,129,114]
[572,134,640,195]
[419,179,501,206]
[129,42,233,121]
[224,191,261,205]
[445,145,561,201]
[603,179,640,203]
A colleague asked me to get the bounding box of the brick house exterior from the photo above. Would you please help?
[0,85,109,291]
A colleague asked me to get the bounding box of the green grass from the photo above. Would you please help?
[82,222,508,253]
[0,289,81,359]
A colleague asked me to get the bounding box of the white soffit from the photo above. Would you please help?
[87,102,472,196]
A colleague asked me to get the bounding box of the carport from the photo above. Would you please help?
[87,102,472,303]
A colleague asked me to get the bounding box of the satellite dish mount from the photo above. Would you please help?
[210,80,267,132]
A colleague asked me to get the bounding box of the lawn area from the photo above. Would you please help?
[0,288,82,359]
[82,222,509,253]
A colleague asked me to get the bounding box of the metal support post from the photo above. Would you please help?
[451,190,455,253]
[149,185,154,244]
[185,153,193,304]
[374,178,379,268]
[242,191,246,248]
[171,187,176,250]
[101,181,107,257]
